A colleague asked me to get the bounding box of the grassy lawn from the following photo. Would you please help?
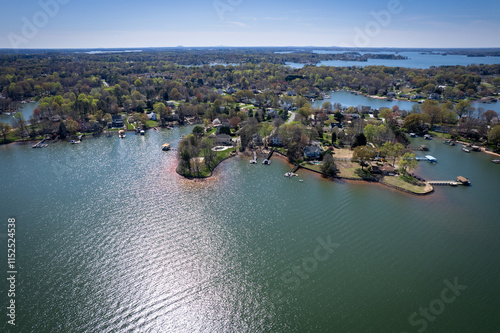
[381,175,432,194]
[146,120,158,128]
[428,131,452,139]
[301,162,322,173]
[336,162,362,179]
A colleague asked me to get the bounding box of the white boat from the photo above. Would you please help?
[462,147,470,153]
[118,130,126,138]
[140,130,145,135]
[162,143,171,151]
[71,140,81,144]
[262,159,271,165]
[492,159,500,164]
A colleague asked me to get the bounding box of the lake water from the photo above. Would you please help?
[313,91,500,114]
[0,103,37,125]
[286,51,500,69]
[1,126,499,332]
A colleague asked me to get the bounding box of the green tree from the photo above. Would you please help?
[351,145,376,170]
[363,124,376,142]
[488,125,500,147]
[334,111,344,123]
[399,153,418,174]
[421,100,442,130]
[454,100,474,119]
[192,125,204,137]
[0,122,12,143]
[321,152,337,177]
[58,121,67,139]
[352,133,367,148]
[403,113,425,133]
[12,112,28,137]
[380,142,404,166]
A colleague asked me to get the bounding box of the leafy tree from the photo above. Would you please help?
[488,125,500,147]
[363,124,376,142]
[421,100,442,129]
[454,100,474,119]
[58,121,67,139]
[483,110,498,124]
[352,133,367,148]
[321,152,337,177]
[351,145,376,170]
[331,131,337,144]
[399,153,418,174]
[403,113,425,133]
[218,126,231,135]
[334,111,344,123]
[0,122,11,143]
[321,101,332,112]
[380,142,403,165]
[192,125,204,137]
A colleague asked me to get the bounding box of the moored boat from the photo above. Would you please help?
[161,143,171,151]
[118,130,126,138]
[462,147,470,153]
[492,159,500,164]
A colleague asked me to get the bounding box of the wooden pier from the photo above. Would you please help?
[32,139,47,148]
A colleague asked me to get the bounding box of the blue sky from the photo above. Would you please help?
[0,0,499,48]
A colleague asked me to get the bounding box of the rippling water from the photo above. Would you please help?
[1,127,499,332]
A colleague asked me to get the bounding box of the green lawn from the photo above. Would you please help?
[381,176,432,194]
[146,120,158,128]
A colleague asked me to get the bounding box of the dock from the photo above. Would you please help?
[250,151,257,164]
[427,181,460,186]
[266,149,274,160]
[32,139,47,148]
[428,176,470,187]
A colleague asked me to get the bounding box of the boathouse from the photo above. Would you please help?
[456,176,470,186]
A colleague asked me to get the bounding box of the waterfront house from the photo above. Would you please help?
[252,133,263,146]
[303,145,322,160]
[286,90,296,96]
[112,115,124,128]
[372,163,396,176]
[215,134,232,146]
[147,112,157,121]
[269,135,283,147]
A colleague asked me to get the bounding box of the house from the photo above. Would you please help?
[147,112,157,121]
[215,134,232,146]
[112,115,124,128]
[212,118,222,126]
[252,133,263,146]
[428,93,442,101]
[372,163,396,175]
[286,90,296,96]
[269,135,283,147]
[266,108,279,118]
[303,145,322,160]
[226,87,236,94]
[166,101,176,108]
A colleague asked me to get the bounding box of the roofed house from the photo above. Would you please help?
[372,163,396,176]
[303,145,322,160]
[215,134,232,146]
[112,115,124,128]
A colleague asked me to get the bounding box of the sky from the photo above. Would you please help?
[0,0,499,49]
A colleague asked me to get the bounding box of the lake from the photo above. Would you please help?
[312,91,500,114]
[286,51,500,69]
[0,103,37,125]
[1,126,499,332]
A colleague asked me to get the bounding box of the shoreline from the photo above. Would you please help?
[273,150,434,196]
